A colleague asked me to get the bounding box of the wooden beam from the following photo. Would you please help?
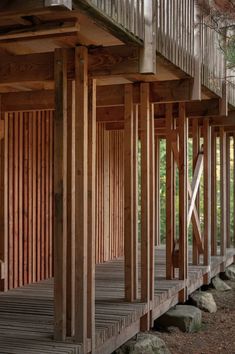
[165,104,175,279]
[220,127,227,256]
[140,83,150,330]
[178,103,188,282]
[87,78,96,351]
[54,48,67,341]
[0,46,139,85]
[211,127,217,256]
[203,119,211,266]
[74,46,88,349]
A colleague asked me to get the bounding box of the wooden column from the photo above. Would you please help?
[133,105,139,299]
[155,135,160,246]
[166,104,175,279]
[74,46,88,349]
[211,127,217,256]
[149,103,155,318]
[87,78,96,351]
[220,127,227,256]
[54,48,68,341]
[124,84,136,302]
[178,103,188,282]
[66,80,75,337]
[234,133,235,248]
[192,119,200,265]
[203,119,211,267]
[140,83,150,329]
[226,134,231,248]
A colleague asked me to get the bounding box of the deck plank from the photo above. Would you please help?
[0,246,234,354]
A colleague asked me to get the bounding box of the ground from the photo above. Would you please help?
[155,279,235,354]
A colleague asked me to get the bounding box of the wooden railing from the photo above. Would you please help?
[88,0,144,40]
[155,0,195,77]
[201,15,225,97]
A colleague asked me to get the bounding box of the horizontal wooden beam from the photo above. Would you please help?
[0,46,139,85]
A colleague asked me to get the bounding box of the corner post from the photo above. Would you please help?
[211,127,217,256]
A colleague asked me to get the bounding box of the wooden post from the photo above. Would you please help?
[87,78,96,351]
[140,83,150,330]
[192,119,200,265]
[234,133,235,248]
[149,103,155,320]
[192,0,202,100]
[54,48,68,341]
[133,105,139,299]
[220,127,227,256]
[211,127,217,256]
[166,104,175,279]
[226,134,231,248]
[178,103,188,282]
[66,80,75,337]
[124,84,137,302]
[74,46,88,350]
[155,135,160,246]
[203,119,211,266]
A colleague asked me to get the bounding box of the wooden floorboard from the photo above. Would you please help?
[0,246,234,354]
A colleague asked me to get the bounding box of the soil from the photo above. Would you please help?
[154,278,235,354]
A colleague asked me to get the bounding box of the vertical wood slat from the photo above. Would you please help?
[54,48,68,341]
[4,113,8,291]
[3,110,53,291]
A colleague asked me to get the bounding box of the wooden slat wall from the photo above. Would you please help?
[4,110,54,290]
[2,114,124,291]
[96,123,124,264]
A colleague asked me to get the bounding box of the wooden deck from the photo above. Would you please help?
[0,246,234,354]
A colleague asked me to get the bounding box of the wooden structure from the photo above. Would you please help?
[0,1,235,353]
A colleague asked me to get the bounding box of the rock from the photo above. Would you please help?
[115,333,171,354]
[225,265,235,280]
[190,291,217,313]
[156,305,202,333]
[212,275,232,291]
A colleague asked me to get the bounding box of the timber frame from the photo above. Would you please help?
[0,1,235,354]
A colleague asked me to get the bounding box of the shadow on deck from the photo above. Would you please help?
[0,246,234,354]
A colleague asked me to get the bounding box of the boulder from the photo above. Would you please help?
[225,265,235,280]
[156,305,201,333]
[115,333,171,354]
[212,275,232,291]
[190,291,217,313]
